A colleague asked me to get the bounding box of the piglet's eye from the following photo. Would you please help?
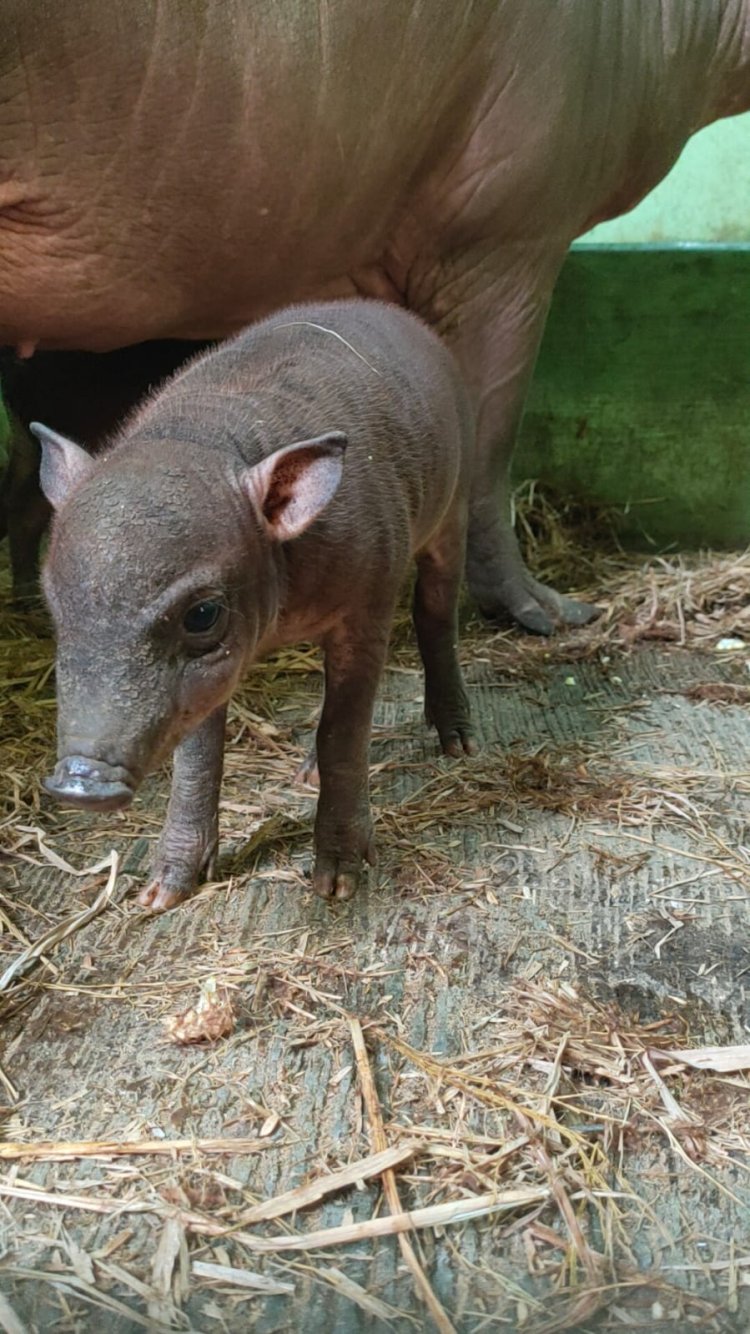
[183,599,224,635]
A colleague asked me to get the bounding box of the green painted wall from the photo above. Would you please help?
[517,246,750,548]
[515,112,750,548]
[583,112,750,244]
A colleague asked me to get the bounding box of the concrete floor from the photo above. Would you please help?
[0,583,748,1331]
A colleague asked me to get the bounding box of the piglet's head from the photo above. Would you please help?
[32,423,346,811]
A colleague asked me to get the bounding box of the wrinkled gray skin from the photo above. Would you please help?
[0,344,206,603]
[39,300,477,910]
[2,2,748,634]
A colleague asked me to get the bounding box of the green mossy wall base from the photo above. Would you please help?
[517,244,750,549]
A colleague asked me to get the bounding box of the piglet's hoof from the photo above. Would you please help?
[425,698,478,759]
[293,747,320,788]
[137,880,192,912]
[440,726,478,759]
[312,833,377,901]
[138,840,216,912]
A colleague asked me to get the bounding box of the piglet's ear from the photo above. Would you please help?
[242,431,347,542]
[30,421,96,510]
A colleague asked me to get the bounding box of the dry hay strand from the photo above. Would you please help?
[514,481,750,645]
[374,977,750,1329]
[593,549,750,647]
[461,483,750,680]
[514,478,624,590]
[681,681,750,705]
[349,1014,455,1333]
[480,552,750,681]
[377,740,749,893]
[148,940,750,1322]
[0,904,747,1328]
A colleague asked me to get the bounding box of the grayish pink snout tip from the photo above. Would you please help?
[44,755,135,812]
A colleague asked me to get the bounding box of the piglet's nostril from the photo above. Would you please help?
[66,755,110,781]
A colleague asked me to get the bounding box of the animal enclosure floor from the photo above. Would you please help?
[0,550,749,1332]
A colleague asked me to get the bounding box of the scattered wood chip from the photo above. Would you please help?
[165,976,235,1044]
[148,1217,186,1328]
[0,1292,28,1334]
[259,1112,280,1138]
[236,1142,419,1226]
[93,1229,134,1260]
[62,1233,95,1286]
[192,1261,293,1295]
[317,1266,408,1322]
[660,1044,750,1073]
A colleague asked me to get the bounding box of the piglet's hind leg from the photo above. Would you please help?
[312,617,390,901]
[414,510,477,759]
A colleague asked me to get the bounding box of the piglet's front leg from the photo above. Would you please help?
[138,704,227,912]
[312,621,388,901]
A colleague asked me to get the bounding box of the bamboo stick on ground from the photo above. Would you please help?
[0,1182,154,1218]
[349,1015,457,1334]
[234,1141,420,1225]
[0,1177,549,1250]
[215,1186,551,1252]
[0,1136,278,1162]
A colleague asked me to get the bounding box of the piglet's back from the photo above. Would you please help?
[118,299,473,476]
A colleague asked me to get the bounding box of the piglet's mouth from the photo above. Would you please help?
[44,755,137,812]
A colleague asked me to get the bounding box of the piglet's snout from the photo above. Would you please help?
[44,755,136,812]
